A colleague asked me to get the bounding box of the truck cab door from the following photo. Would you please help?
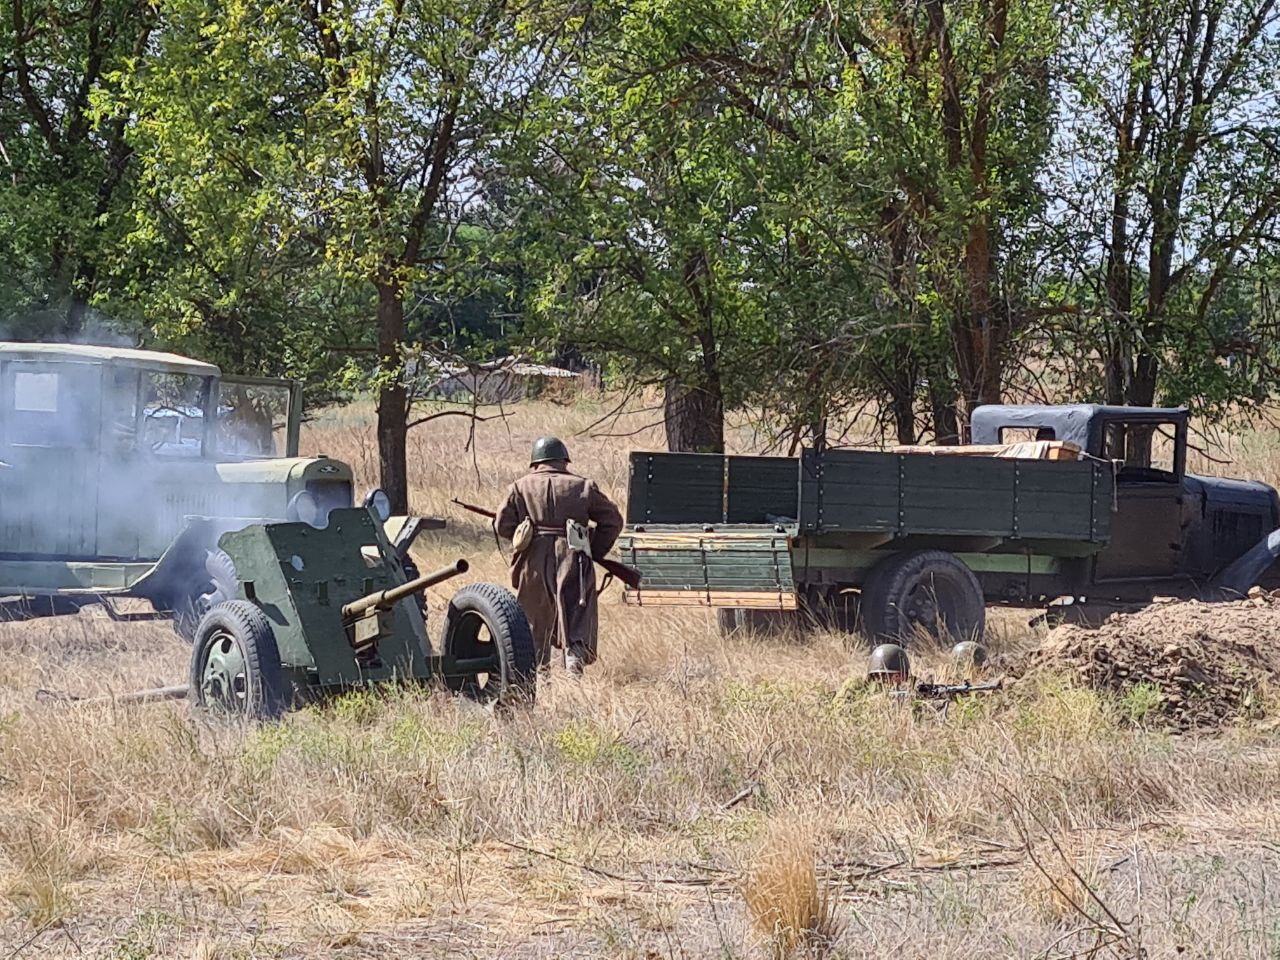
[0,359,102,558]
[1092,418,1186,582]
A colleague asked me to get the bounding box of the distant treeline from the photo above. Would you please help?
[1,0,1277,506]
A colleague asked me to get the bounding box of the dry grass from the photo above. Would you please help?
[743,820,840,958]
[2,396,1280,956]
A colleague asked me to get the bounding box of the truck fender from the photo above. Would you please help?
[1205,528,1280,600]
[128,517,262,606]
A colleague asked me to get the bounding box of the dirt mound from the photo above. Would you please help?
[1021,594,1280,729]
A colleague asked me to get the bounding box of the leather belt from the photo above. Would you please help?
[533,524,565,537]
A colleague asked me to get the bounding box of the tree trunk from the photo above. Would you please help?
[810,415,828,455]
[929,374,961,445]
[888,367,916,445]
[663,379,724,453]
[1103,59,1139,407]
[666,250,726,453]
[1126,352,1159,408]
[375,281,410,513]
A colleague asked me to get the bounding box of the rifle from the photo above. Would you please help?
[891,679,1002,701]
[450,498,643,590]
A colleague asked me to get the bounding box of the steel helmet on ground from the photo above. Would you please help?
[530,436,571,465]
[868,643,910,677]
[951,640,988,667]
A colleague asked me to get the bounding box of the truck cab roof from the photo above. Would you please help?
[0,341,220,378]
[971,404,1188,454]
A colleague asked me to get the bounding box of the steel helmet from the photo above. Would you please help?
[530,436,570,465]
[867,643,910,678]
[951,640,988,668]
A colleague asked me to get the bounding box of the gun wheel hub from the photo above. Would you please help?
[199,628,249,709]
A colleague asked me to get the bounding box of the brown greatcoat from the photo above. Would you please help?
[494,463,623,666]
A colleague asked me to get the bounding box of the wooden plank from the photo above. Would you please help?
[624,589,798,609]
[890,441,1082,460]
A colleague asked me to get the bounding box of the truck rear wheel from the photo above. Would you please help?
[440,583,536,704]
[189,600,287,720]
[802,586,859,635]
[716,608,801,637]
[861,550,985,646]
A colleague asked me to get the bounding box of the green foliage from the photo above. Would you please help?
[0,0,1276,441]
[1048,0,1280,416]
[1117,682,1164,726]
[0,0,157,340]
[553,720,644,773]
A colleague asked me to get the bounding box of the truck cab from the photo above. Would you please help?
[0,342,361,629]
[970,404,1280,595]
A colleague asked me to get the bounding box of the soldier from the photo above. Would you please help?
[951,640,988,669]
[951,640,989,682]
[494,437,623,675]
[867,643,911,687]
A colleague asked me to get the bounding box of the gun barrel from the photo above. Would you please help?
[342,558,469,621]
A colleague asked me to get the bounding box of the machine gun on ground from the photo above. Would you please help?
[901,680,1003,700]
[450,498,643,590]
[890,679,1003,717]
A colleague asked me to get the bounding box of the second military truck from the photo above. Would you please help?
[619,404,1280,642]
[0,341,396,638]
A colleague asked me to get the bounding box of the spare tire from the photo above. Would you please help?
[860,550,985,646]
[440,583,536,704]
[189,600,288,720]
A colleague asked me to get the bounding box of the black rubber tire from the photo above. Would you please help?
[852,556,892,641]
[440,583,536,704]
[716,608,738,636]
[172,549,239,645]
[860,550,985,646]
[716,608,800,637]
[189,600,288,720]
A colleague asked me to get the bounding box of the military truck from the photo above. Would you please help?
[618,404,1280,642]
[0,342,391,637]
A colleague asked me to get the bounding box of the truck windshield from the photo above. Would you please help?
[214,381,292,458]
[141,372,210,458]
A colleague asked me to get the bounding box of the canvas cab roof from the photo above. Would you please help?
[0,341,220,378]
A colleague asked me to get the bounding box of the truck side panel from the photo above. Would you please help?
[623,448,1116,608]
[627,453,725,524]
[799,451,898,532]
[726,456,799,523]
[799,449,1111,543]
[627,453,800,525]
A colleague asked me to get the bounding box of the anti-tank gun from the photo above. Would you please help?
[184,506,536,718]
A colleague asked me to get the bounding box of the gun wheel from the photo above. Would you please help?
[189,600,287,720]
[440,583,536,705]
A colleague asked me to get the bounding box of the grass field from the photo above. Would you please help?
[3,396,1280,958]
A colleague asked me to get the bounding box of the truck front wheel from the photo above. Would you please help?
[861,550,985,646]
